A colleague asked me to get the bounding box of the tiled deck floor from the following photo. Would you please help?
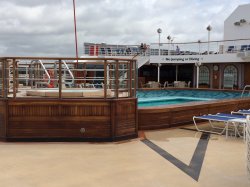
[0,125,249,187]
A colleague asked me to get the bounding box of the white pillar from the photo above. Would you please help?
[157,64,161,83]
[195,62,201,88]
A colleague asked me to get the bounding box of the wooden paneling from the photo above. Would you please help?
[244,64,250,85]
[7,100,111,139]
[237,99,250,110]
[212,65,220,89]
[138,98,250,130]
[138,108,171,130]
[170,104,210,125]
[208,100,238,114]
[113,99,137,138]
[0,98,137,141]
[0,100,7,139]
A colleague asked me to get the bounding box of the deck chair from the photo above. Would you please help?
[162,81,173,89]
[185,81,191,88]
[232,109,250,115]
[193,113,246,138]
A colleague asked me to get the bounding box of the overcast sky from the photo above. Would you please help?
[0,0,250,57]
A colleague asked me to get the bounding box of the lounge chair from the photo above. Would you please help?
[241,45,248,51]
[193,113,246,138]
[232,109,250,115]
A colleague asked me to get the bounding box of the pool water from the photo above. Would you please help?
[137,90,246,107]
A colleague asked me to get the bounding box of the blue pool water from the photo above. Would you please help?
[137,90,246,107]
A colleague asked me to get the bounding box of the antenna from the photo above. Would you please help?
[73,0,79,63]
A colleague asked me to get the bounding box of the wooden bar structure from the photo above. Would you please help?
[0,57,138,141]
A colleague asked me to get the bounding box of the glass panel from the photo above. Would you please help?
[199,65,210,85]
[224,65,237,86]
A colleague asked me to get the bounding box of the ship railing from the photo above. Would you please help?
[149,38,250,56]
[241,85,250,98]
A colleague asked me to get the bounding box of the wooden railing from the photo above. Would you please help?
[0,57,137,99]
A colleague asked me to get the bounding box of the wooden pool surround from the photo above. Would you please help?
[138,97,250,130]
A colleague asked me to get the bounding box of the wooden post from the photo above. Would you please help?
[104,60,107,99]
[59,59,62,99]
[2,59,6,98]
[13,59,16,99]
[0,60,3,97]
[129,61,132,97]
[115,60,119,98]
[133,60,137,97]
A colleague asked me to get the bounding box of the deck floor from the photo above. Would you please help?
[0,124,249,187]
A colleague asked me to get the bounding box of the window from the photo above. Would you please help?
[223,65,238,87]
[199,65,210,85]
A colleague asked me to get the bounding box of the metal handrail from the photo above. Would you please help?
[241,85,250,97]
[62,60,74,85]
[31,60,50,84]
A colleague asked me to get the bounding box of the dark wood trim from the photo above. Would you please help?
[5,134,138,142]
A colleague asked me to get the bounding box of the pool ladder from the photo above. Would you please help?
[241,85,250,98]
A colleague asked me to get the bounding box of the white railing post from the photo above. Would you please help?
[157,63,161,83]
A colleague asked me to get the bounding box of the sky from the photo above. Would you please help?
[0,0,250,57]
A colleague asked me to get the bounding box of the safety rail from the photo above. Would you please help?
[0,57,137,99]
[150,38,250,56]
[62,60,74,86]
[241,85,250,98]
[84,43,150,57]
[30,60,51,87]
[150,39,250,56]
[83,39,250,58]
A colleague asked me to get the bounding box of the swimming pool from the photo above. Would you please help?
[137,90,246,107]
